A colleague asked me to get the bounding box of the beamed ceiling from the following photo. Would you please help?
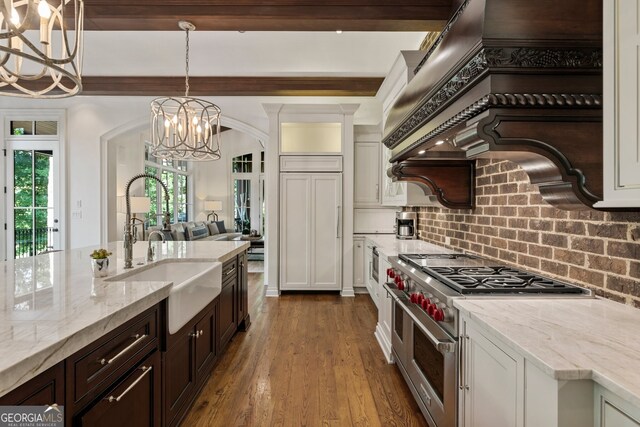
[77,0,452,96]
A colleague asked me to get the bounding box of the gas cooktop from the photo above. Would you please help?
[398,253,587,295]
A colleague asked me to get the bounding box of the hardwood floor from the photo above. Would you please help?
[182,272,428,427]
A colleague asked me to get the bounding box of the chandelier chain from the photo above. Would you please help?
[185,26,190,97]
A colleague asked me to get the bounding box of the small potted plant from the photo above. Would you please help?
[90,248,112,278]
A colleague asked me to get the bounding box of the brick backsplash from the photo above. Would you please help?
[416,159,640,307]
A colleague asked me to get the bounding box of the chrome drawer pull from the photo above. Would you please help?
[105,366,152,403]
[225,267,236,277]
[100,333,148,366]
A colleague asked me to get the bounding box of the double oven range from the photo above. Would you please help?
[384,253,591,427]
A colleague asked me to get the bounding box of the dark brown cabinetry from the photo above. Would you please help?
[163,298,219,427]
[0,362,64,406]
[237,250,250,331]
[66,305,159,410]
[67,304,162,427]
[77,351,161,427]
[219,257,238,351]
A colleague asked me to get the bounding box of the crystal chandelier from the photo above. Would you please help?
[0,0,84,98]
[150,21,222,161]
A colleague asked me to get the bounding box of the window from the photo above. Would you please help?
[232,153,252,173]
[144,145,191,226]
[9,120,58,136]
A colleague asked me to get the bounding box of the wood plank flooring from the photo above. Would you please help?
[182,272,428,427]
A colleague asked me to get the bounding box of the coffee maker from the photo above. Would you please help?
[396,211,417,240]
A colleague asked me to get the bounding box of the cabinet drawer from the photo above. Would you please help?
[222,258,237,286]
[77,351,161,427]
[68,306,159,405]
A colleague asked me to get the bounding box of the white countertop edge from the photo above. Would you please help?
[454,301,574,379]
[0,287,171,397]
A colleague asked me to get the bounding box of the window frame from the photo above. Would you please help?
[144,145,193,226]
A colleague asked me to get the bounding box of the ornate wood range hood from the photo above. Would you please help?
[383,0,602,210]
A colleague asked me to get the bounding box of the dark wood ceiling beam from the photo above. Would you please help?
[82,1,452,31]
[79,76,384,96]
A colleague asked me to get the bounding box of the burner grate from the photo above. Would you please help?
[424,265,586,294]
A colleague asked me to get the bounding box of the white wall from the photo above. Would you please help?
[193,130,262,230]
[108,129,146,241]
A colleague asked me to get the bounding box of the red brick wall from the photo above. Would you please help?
[416,159,640,306]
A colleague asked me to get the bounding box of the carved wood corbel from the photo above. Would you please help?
[390,160,475,209]
[450,108,602,210]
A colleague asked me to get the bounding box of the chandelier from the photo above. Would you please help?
[0,0,84,98]
[150,21,222,161]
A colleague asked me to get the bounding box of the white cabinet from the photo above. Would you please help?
[364,239,378,308]
[460,317,524,427]
[595,386,640,427]
[354,142,381,207]
[353,237,365,288]
[596,0,640,208]
[374,255,393,363]
[280,173,342,290]
[460,314,594,427]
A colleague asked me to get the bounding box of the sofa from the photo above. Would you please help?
[148,220,241,241]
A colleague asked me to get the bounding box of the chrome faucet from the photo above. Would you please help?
[124,173,171,269]
[146,230,166,262]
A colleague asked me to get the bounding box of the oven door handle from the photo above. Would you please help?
[383,283,456,354]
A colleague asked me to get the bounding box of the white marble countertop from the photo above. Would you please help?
[455,298,640,407]
[0,240,248,397]
[356,234,457,258]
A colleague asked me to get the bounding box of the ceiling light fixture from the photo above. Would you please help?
[435,140,445,145]
[0,0,84,98]
[150,21,222,161]
[336,30,343,34]
[418,150,426,154]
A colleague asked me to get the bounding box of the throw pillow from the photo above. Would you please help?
[186,223,209,241]
[207,222,220,235]
[214,220,227,234]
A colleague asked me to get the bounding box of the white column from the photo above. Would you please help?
[262,103,283,296]
[340,104,359,297]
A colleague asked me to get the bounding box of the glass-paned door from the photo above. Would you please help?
[6,141,60,259]
[234,179,251,233]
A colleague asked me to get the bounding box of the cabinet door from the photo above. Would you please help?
[377,257,393,356]
[310,173,342,290]
[164,330,195,426]
[353,238,365,286]
[236,251,249,329]
[79,351,161,427]
[596,386,640,427]
[461,321,523,427]
[195,302,217,384]
[219,278,237,350]
[598,0,640,207]
[0,362,64,406]
[280,173,311,289]
[354,142,380,206]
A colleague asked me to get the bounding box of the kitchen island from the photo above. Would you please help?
[0,239,248,403]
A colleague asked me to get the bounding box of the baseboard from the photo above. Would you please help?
[375,323,394,364]
[341,289,355,297]
[265,287,280,297]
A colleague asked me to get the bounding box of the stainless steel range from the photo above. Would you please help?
[384,253,591,427]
